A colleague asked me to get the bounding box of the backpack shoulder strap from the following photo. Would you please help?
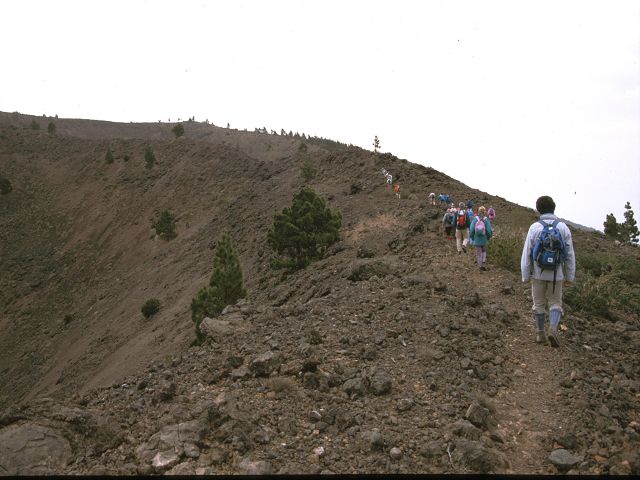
[551,219,561,228]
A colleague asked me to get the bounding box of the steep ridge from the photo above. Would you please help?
[0,112,638,475]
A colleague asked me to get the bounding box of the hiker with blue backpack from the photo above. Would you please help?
[521,196,576,347]
[466,205,475,246]
[470,206,493,270]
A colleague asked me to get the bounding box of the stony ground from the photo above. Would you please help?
[0,112,638,475]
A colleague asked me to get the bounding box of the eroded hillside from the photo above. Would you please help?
[0,112,638,475]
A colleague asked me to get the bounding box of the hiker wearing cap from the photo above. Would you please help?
[454,202,470,254]
[488,206,496,222]
[521,196,576,347]
[442,208,455,242]
[470,206,493,270]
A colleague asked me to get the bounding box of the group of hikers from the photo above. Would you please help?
[380,168,401,199]
[439,197,497,271]
[378,168,576,348]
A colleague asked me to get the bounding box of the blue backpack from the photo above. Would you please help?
[532,220,567,291]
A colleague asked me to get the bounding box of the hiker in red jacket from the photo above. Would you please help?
[454,202,470,254]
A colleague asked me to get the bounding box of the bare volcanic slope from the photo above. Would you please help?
[0,112,638,475]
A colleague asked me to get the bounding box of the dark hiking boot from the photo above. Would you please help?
[462,246,467,253]
[535,330,545,344]
[547,326,560,348]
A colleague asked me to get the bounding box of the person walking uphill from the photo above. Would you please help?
[521,196,576,347]
[470,206,492,270]
[455,202,470,254]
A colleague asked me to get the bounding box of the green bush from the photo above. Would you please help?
[487,227,525,272]
[141,298,161,318]
[0,176,12,195]
[153,210,177,240]
[191,233,247,344]
[145,147,156,169]
[105,147,114,164]
[565,271,640,320]
[577,252,613,278]
[268,186,342,270]
[301,158,316,182]
[30,120,40,130]
[47,122,56,135]
[172,123,184,138]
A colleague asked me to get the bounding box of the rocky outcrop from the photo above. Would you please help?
[0,423,72,475]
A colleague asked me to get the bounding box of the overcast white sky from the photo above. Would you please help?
[2,0,638,231]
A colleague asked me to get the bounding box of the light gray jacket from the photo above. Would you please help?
[521,213,576,283]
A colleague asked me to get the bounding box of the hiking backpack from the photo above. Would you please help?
[474,216,486,235]
[457,211,467,228]
[444,212,455,227]
[532,220,567,291]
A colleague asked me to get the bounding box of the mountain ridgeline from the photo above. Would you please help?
[0,112,638,475]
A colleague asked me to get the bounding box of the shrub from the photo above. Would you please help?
[268,186,342,269]
[577,252,612,278]
[565,271,640,320]
[105,147,114,164]
[153,210,177,240]
[0,176,12,195]
[47,122,56,135]
[191,233,247,343]
[30,120,40,130]
[301,158,316,182]
[172,123,184,138]
[487,227,525,272]
[141,298,161,318]
[123,154,130,162]
[145,147,156,169]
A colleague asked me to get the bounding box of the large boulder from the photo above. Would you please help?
[136,418,209,470]
[0,422,72,475]
[249,351,282,377]
[452,439,509,473]
[367,368,393,395]
[548,449,581,472]
[199,312,251,340]
[347,257,401,281]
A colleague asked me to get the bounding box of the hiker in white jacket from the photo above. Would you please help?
[521,196,576,347]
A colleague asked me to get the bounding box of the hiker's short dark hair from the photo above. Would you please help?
[536,196,556,214]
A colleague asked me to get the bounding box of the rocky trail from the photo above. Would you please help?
[0,113,638,475]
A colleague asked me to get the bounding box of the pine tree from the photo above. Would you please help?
[268,187,342,269]
[373,135,380,152]
[191,233,246,343]
[172,123,184,138]
[152,210,177,240]
[145,147,156,169]
[47,121,56,135]
[622,202,639,245]
[603,213,620,240]
[0,175,12,195]
[209,233,247,307]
